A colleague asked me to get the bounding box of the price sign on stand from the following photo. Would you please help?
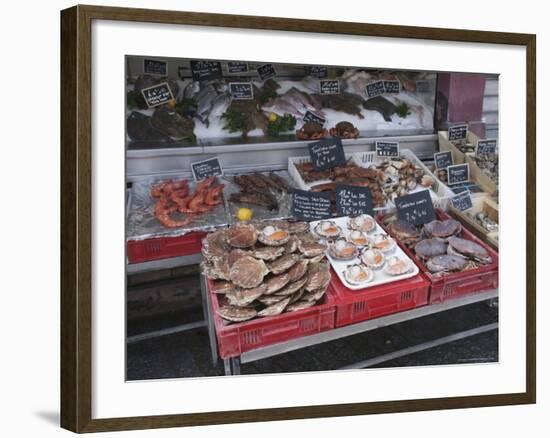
[365,81,385,99]
[141,82,174,108]
[336,185,374,217]
[434,151,453,169]
[190,60,223,81]
[447,163,470,185]
[319,80,340,95]
[383,80,401,94]
[143,59,167,76]
[476,139,497,155]
[395,190,436,225]
[257,63,276,80]
[376,141,400,158]
[227,61,249,74]
[448,124,468,142]
[191,157,223,182]
[416,80,432,93]
[451,190,473,212]
[292,189,332,221]
[303,111,326,126]
[308,137,346,171]
[306,66,328,78]
[229,82,254,100]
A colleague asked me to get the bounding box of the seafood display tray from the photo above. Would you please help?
[223,170,295,223]
[328,270,430,327]
[127,231,207,264]
[309,216,419,291]
[381,209,499,304]
[126,175,230,242]
[353,149,455,210]
[288,149,454,211]
[207,278,336,359]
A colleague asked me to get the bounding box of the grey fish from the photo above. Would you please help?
[363,96,397,122]
[183,80,200,99]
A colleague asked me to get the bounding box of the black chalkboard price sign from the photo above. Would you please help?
[257,63,276,80]
[292,189,332,221]
[143,59,167,76]
[190,60,223,81]
[416,80,432,93]
[336,185,374,217]
[365,80,385,99]
[229,82,254,100]
[383,80,401,94]
[303,111,326,126]
[227,61,249,74]
[476,139,497,156]
[434,151,453,169]
[191,157,223,182]
[376,141,400,158]
[306,65,328,78]
[395,190,436,225]
[141,82,174,108]
[308,137,346,171]
[451,190,473,212]
[447,163,470,185]
[319,80,340,95]
[448,124,468,142]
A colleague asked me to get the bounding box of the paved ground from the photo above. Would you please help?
[126,274,498,380]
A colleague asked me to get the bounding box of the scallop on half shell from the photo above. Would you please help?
[344,264,374,285]
[384,256,413,276]
[258,225,291,246]
[314,220,342,239]
[328,239,358,261]
[371,234,396,253]
[349,214,376,233]
[360,248,385,269]
[347,230,370,247]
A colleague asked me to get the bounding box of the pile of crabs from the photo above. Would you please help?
[297,156,435,209]
[313,214,414,286]
[382,215,493,275]
[150,176,225,228]
[201,220,331,323]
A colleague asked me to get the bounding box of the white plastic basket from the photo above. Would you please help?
[352,149,455,210]
[288,149,455,211]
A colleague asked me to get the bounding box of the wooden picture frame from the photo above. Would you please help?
[60,4,536,432]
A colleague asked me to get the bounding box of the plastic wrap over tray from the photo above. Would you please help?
[222,170,296,224]
[126,175,230,241]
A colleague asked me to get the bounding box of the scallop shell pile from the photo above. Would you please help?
[202,220,330,323]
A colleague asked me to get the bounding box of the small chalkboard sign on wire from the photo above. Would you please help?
[365,80,385,99]
[143,59,167,76]
[227,61,249,74]
[303,111,326,126]
[306,65,328,78]
[450,190,473,212]
[319,80,340,95]
[335,185,374,217]
[447,163,470,185]
[476,139,498,156]
[140,82,174,108]
[434,151,453,169]
[257,63,276,80]
[292,189,332,221]
[375,141,400,158]
[308,137,346,171]
[395,190,436,225]
[229,82,254,100]
[448,124,468,142]
[191,157,223,182]
[190,60,223,81]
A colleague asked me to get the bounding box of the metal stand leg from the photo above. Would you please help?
[230,357,241,375]
[222,357,242,376]
[200,275,218,366]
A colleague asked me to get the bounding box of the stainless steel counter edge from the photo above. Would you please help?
[127,134,438,182]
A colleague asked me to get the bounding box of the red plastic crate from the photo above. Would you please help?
[127,231,207,264]
[328,270,430,327]
[380,209,499,304]
[208,279,336,359]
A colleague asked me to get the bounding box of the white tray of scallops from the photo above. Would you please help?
[309,214,419,291]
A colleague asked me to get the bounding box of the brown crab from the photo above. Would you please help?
[329,121,360,139]
[296,122,328,140]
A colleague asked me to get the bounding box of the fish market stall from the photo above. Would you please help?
[125,55,499,378]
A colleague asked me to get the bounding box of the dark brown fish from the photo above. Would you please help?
[268,172,292,193]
